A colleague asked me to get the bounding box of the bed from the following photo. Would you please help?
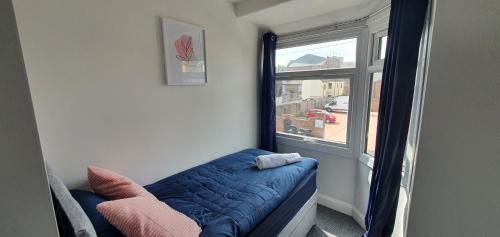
[69,149,318,237]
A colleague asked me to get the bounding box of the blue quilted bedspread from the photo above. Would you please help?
[144,149,318,237]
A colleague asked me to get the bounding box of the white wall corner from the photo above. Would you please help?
[317,193,353,216]
[317,193,366,230]
[352,207,366,230]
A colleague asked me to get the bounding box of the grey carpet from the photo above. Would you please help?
[306,205,364,237]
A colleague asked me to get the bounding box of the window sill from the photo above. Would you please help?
[276,135,353,159]
[358,153,374,169]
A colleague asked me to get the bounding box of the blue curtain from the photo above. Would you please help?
[364,0,428,236]
[260,32,278,152]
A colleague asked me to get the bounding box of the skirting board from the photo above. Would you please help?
[317,193,366,230]
[352,207,366,230]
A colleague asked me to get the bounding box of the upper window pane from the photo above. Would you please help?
[276,78,350,144]
[377,36,387,60]
[276,38,357,73]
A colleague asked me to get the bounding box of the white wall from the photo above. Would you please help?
[407,0,500,236]
[278,144,357,215]
[13,0,259,188]
[353,161,371,220]
[0,0,58,235]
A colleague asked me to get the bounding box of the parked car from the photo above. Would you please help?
[324,96,349,112]
[306,109,336,123]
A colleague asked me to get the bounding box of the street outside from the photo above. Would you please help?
[322,112,378,153]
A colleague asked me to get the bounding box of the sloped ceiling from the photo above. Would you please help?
[229,0,377,27]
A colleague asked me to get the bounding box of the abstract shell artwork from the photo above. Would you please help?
[175,35,194,61]
[162,18,207,85]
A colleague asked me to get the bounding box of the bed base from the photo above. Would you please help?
[278,190,318,237]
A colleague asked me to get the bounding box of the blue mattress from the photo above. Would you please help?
[145,149,318,237]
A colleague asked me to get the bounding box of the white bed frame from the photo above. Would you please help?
[277,190,318,237]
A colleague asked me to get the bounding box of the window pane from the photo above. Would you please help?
[276,79,350,144]
[276,38,357,73]
[366,72,383,155]
[379,36,387,60]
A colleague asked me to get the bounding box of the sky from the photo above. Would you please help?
[276,38,357,67]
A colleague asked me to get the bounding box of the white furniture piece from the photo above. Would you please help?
[278,190,318,237]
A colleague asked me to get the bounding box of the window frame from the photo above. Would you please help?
[362,32,387,157]
[275,24,367,157]
[276,75,354,150]
[359,7,390,166]
[372,30,388,65]
[362,31,387,157]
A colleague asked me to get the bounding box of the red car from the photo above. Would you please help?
[306,109,336,123]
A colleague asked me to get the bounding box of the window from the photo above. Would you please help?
[276,78,351,144]
[276,38,357,73]
[372,32,388,63]
[364,31,388,155]
[275,36,358,147]
[379,36,387,59]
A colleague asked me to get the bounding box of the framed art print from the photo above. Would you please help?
[162,18,207,85]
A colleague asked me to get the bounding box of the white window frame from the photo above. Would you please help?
[371,30,388,66]
[275,21,369,158]
[359,7,390,167]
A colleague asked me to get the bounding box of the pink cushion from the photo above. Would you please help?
[97,196,202,237]
[88,165,156,200]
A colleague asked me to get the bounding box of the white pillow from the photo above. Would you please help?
[46,163,97,237]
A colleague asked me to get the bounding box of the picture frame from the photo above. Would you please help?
[161,18,207,85]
